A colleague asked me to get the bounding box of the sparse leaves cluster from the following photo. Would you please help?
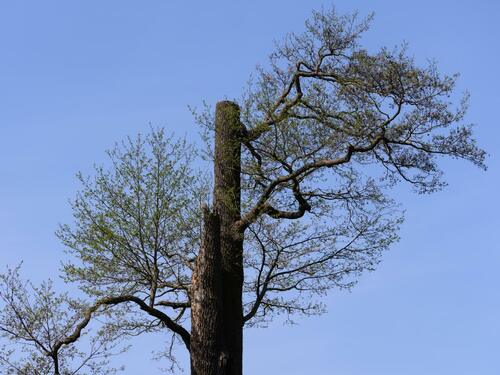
[0,266,125,374]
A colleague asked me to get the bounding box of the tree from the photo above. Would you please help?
[0,7,485,375]
[0,266,125,374]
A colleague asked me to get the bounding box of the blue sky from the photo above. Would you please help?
[1,1,499,374]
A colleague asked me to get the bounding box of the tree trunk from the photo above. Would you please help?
[214,101,244,375]
[190,101,244,375]
[53,353,60,375]
[191,206,224,375]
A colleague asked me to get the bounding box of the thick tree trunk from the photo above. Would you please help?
[214,101,244,375]
[190,101,244,375]
[191,206,224,375]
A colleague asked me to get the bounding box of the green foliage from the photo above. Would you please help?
[58,129,206,300]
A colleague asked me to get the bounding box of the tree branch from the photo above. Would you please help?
[52,295,191,355]
[236,133,385,230]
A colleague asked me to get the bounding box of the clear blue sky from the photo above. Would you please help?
[1,1,499,374]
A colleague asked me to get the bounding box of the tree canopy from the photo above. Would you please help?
[0,7,485,375]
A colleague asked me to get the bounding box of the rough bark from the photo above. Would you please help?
[213,101,244,375]
[190,101,244,375]
[191,206,224,375]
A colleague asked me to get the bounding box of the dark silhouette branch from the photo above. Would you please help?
[52,295,191,356]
